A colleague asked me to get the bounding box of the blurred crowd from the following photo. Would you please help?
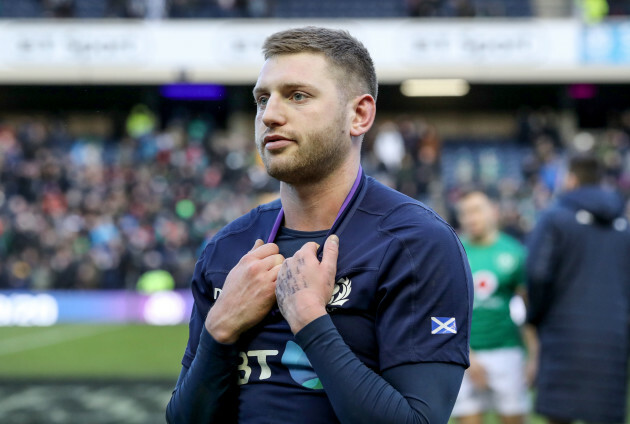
[0,107,273,290]
[443,109,630,240]
[0,0,591,19]
[359,107,630,242]
[2,0,630,19]
[1,104,629,291]
[2,0,630,21]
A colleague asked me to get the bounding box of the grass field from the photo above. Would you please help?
[0,324,188,379]
[0,325,625,424]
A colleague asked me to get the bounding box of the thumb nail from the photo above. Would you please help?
[329,234,339,245]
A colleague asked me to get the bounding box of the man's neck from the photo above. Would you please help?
[280,160,360,232]
[470,229,499,246]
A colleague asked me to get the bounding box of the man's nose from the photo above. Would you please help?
[261,95,286,128]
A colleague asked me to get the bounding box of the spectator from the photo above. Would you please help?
[107,0,168,18]
[452,189,535,424]
[406,0,444,16]
[372,121,406,173]
[526,153,630,424]
[43,0,75,18]
[575,0,609,23]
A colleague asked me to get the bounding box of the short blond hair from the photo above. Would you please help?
[262,26,378,102]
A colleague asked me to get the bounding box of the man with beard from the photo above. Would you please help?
[166,26,473,424]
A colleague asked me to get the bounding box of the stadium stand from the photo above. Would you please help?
[5,0,630,19]
[0,0,539,18]
[0,4,629,424]
[1,104,629,291]
[0,1,628,293]
[2,0,630,19]
[0,109,266,291]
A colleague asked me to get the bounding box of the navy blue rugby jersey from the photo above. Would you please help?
[182,174,473,423]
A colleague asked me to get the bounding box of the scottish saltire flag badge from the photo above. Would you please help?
[431,317,457,334]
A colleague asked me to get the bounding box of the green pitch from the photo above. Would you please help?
[0,325,622,424]
[0,324,189,379]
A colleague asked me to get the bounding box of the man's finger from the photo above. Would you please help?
[298,241,320,256]
[250,239,265,252]
[320,235,339,276]
[269,263,283,282]
[250,241,280,259]
[261,253,285,270]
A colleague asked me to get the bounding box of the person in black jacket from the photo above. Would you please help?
[526,153,630,424]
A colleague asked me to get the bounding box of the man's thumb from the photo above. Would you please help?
[321,234,339,275]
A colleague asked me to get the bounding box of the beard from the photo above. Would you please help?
[256,112,351,186]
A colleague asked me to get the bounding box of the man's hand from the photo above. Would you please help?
[467,352,488,389]
[205,239,284,344]
[526,353,538,388]
[276,235,339,334]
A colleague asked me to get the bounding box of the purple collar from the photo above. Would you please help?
[266,166,363,243]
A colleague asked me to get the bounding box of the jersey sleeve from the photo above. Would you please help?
[180,209,267,368]
[295,314,465,424]
[167,326,240,424]
[375,205,473,371]
[182,245,215,368]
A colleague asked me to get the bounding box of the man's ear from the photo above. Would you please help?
[350,94,376,138]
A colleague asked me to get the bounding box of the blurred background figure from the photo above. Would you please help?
[452,189,536,424]
[526,154,630,424]
[574,0,609,23]
[373,120,406,173]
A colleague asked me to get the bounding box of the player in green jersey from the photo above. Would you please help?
[452,190,537,424]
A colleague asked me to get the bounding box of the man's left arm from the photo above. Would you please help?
[296,314,464,424]
[276,215,472,423]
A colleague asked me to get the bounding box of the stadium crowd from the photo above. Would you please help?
[1,104,629,291]
[2,0,629,19]
[0,0,534,19]
[0,108,268,290]
[1,0,630,19]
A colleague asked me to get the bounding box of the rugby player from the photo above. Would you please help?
[167,26,473,424]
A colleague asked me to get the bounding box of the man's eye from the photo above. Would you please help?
[257,96,269,106]
[292,93,305,101]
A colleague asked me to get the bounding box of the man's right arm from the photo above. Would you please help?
[166,239,284,423]
[166,320,240,423]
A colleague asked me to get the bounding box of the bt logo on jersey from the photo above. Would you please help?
[237,349,278,385]
[237,341,323,390]
[281,341,323,389]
